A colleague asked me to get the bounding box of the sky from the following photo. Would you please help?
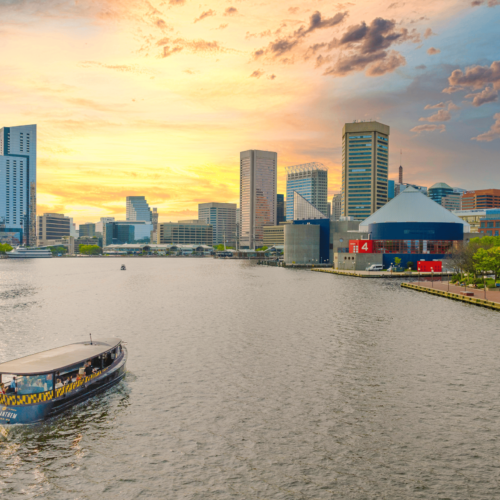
[1,0,499,225]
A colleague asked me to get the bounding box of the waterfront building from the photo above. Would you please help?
[262,221,292,246]
[341,121,390,220]
[428,182,453,205]
[284,224,320,265]
[103,221,153,245]
[37,213,71,246]
[277,194,285,224]
[331,193,342,220]
[462,189,500,210]
[126,196,152,222]
[286,163,328,221]
[198,202,237,247]
[103,243,213,256]
[240,150,277,249]
[478,209,500,236]
[79,223,96,238]
[158,221,213,245]
[356,186,469,268]
[0,124,37,245]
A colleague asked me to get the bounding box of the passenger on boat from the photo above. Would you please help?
[55,379,63,389]
[6,377,17,393]
[84,361,93,377]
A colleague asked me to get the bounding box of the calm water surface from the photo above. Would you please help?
[0,258,499,499]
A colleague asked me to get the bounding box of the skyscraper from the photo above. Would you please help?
[240,150,277,249]
[286,163,328,221]
[198,202,237,246]
[331,193,342,220]
[341,121,390,220]
[277,194,285,224]
[126,196,152,222]
[399,165,403,184]
[0,124,37,245]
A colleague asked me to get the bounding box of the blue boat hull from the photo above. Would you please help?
[0,347,128,425]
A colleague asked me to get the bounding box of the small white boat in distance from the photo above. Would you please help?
[7,247,52,259]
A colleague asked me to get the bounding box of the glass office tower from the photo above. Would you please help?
[277,194,285,224]
[126,196,152,222]
[240,150,277,249]
[0,124,37,245]
[286,163,328,221]
[341,121,390,220]
[198,202,237,246]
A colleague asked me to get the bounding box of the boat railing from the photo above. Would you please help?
[55,367,108,398]
[0,367,110,406]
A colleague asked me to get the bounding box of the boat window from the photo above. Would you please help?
[16,374,53,395]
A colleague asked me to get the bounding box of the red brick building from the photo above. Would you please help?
[462,189,500,210]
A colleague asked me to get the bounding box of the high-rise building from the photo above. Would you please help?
[286,163,328,221]
[240,150,277,249]
[126,196,152,222]
[428,182,453,205]
[198,202,237,246]
[399,165,403,184]
[79,223,96,238]
[277,194,285,224]
[462,189,500,210]
[388,180,395,200]
[341,121,389,220]
[331,193,342,220]
[0,124,37,245]
[157,221,213,245]
[37,213,71,245]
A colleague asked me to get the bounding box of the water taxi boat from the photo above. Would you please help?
[0,338,127,424]
[7,247,52,258]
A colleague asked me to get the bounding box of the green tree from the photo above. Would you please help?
[394,257,402,268]
[256,246,268,252]
[80,245,101,255]
[474,246,500,282]
[0,243,13,254]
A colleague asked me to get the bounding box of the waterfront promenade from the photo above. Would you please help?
[402,280,500,310]
[313,268,452,279]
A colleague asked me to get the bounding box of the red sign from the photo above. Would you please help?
[417,261,442,272]
[349,240,374,253]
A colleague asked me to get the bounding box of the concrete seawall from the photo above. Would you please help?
[401,283,500,311]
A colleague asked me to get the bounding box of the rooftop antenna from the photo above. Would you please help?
[89,333,93,345]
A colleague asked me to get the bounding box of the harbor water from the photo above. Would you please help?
[0,258,499,499]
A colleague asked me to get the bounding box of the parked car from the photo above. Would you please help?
[366,264,384,271]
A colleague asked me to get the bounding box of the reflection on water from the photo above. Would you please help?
[1,382,131,498]
[1,258,499,499]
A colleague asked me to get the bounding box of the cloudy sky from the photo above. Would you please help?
[1,0,499,224]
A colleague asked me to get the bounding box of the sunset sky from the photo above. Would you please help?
[1,0,499,224]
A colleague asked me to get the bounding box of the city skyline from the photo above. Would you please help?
[0,2,499,224]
